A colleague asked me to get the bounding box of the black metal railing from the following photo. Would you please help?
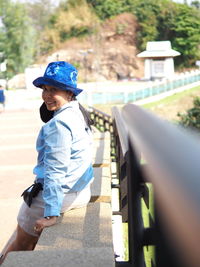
[89,106,154,265]
[89,106,113,133]
[112,106,155,267]
[89,106,116,160]
[89,104,200,267]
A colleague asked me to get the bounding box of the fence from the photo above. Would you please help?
[89,105,200,267]
[79,69,200,105]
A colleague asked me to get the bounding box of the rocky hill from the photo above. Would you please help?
[38,13,144,82]
[8,13,144,88]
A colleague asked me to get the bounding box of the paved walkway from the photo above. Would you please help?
[0,108,43,250]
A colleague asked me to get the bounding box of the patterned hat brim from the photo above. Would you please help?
[33,77,83,96]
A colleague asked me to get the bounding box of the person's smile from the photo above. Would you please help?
[42,85,72,111]
[45,101,56,108]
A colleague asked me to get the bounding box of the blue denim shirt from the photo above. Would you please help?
[33,101,94,217]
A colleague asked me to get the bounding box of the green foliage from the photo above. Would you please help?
[1,0,200,78]
[86,0,132,19]
[25,0,60,58]
[26,0,55,32]
[87,0,200,68]
[191,1,200,9]
[39,0,98,53]
[87,0,164,49]
[130,0,162,50]
[157,2,200,67]
[130,0,200,67]
[0,0,36,78]
[178,97,200,130]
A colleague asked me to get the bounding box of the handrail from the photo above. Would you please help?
[111,107,129,221]
[120,104,200,267]
[112,107,128,156]
[112,106,154,267]
[90,104,200,267]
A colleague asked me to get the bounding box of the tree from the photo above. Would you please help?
[0,0,36,78]
[157,2,200,68]
[25,0,58,57]
[191,1,200,9]
[86,0,132,19]
[39,0,99,54]
[86,0,200,68]
[130,0,162,50]
[178,97,200,131]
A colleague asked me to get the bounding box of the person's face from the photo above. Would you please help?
[42,85,73,111]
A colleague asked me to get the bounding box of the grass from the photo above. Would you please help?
[92,85,200,122]
[142,85,200,110]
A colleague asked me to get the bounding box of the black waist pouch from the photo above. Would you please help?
[21,182,43,207]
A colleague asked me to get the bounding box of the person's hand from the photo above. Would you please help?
[34,216,57,234]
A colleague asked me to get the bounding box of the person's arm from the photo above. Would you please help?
[43,119,72,217]
[34,119,72,232]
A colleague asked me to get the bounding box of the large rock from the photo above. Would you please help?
[7,73,26,90]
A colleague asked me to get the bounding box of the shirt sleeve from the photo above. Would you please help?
[42,119,72,217]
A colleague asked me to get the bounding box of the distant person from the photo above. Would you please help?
[0,61,94,264]
[0,85,5,112]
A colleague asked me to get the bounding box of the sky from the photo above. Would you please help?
[13,0,61,6]
[174,0,199,3]
[14,0,198,3]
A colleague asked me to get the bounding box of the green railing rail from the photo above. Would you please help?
[79,70,200,105]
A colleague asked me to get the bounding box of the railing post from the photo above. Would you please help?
[125,139,146,267]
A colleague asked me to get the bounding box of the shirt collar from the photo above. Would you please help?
[54,101,79,116]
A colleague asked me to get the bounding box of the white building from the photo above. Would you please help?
[137,41,180,80]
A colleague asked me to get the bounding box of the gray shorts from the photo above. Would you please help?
[17,185,91,237]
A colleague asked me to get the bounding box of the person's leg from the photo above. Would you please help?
[0,224,39,264]
[6,224,39,251]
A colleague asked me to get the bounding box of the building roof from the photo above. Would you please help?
[137,41,181,58]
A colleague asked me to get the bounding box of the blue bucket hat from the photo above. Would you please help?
[33,61,83,96]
